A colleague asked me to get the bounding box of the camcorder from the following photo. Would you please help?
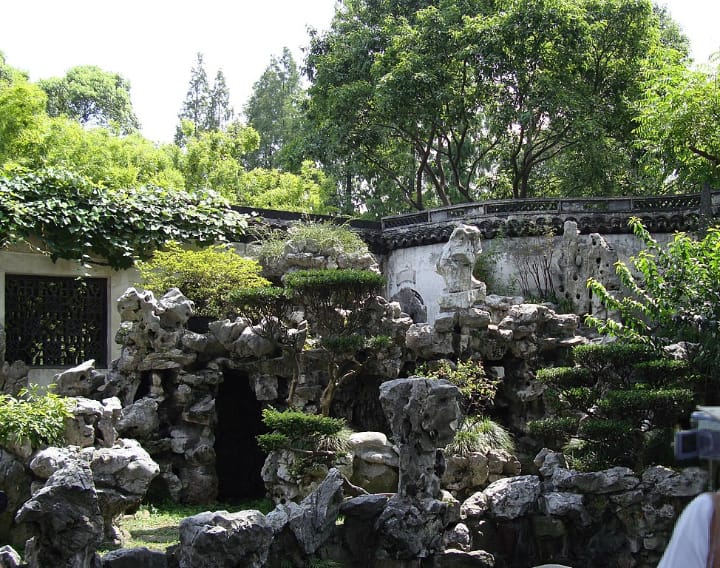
[675,407,720,489]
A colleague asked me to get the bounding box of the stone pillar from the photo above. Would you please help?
[376,377,462,560]
[436,225,486,311]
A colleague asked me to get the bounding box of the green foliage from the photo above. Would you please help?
[306,0,667,210]
[0,386,75,450]
[259,408,345,447]
[634,49,720,189]
[572,341,659,384]
[38,65,140,134]
[284,269,385,329]
[445,417,515,457]
[632,358,691,387]
[0,168,246,269]
[319,335,366,355]
[415,359,499,415]
[255,220,369,266]
[527,416,579,445]
[244,47,306,172]
[597,388,694,424]
[233,162,336,214]
[226,286,289,322]
[137,242,269,318]
[536,367,592,388]
[586,219,720,380]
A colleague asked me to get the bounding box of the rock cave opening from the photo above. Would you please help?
[214,370,267,503]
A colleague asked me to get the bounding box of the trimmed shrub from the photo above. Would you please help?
[226,286,289,322]
[536,367,592,388]
[527,416,579,446]
[572,342,658,381]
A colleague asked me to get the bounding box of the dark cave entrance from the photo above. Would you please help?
[214,370,267,502]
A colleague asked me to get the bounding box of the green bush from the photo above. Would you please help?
[597,388,694,424]
[226,286,289,322]
[284,269,385,302]
[527,416,579,445]
[258,407,346,453]
[136,241,270,318]
[577,418,635,443]
[632,359,691,387]
[0,386,75,449]
[536,367,592,388]
[572,342,658,377]
[415,359,499,415]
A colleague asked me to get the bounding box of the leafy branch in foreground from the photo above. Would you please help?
[586,217,720,375]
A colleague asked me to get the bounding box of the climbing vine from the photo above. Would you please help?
[0,168,247,268]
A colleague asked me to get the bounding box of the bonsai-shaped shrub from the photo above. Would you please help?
[528,342,695,471]
[284,268,387,415]
[0,386,75,451]
[136,241,270,318]
[257,407,350,476]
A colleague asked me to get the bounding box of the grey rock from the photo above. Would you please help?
[0,545,22,568]
[54,360,105,398]
[177,510,272,568]
[101,547,167,568]
[116,398,160,438]
[484,476,541,520]
[286,468,345,554]
[432,549,496,567]
[16,460,103,568]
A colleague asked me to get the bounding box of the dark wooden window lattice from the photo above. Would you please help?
[5,275,108,367]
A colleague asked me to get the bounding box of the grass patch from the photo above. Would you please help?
[104,499,274,552]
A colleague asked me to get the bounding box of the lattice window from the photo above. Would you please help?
[4,275,108,367]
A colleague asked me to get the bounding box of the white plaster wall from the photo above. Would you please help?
[384,242,448,325]
[0,246,138,384]
[385,230,676,324]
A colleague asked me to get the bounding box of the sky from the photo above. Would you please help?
[2,0,718,144]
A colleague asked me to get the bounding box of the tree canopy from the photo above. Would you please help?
[305,0,689,213]
[38,65,141,134]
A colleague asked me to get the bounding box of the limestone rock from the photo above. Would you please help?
[0,449,32,548]
[349,431,399,494]
[0,546,22,568]
[16,461,103,568]
[177,510,272,568]
[484,476,541,520]
[436,225,484,294]
[285,468,345,554]
[100,547,167,567]
[54,360,105,398]
[116,398,160,439]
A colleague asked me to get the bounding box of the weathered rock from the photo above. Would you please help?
[0,361,29,396]
[644,465,707,497]
[16,460,103,568]
[376,377,463,560]
[54,360,106,398]
[100,547,167,568]
[379,378,462,500]
[0,545,22,568]
[116,398,160,438]
[64,397,121,449]
[432,548,496,567]
[285,468,345,554]
[444,522,472,552]
[0,449,32,548]
[437,225,484,294]
[484,476,541,520]
[177,510,272,568]
[349,431,399,494]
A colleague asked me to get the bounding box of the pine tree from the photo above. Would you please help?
[207,69,233,132]
[175,53,210,145]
